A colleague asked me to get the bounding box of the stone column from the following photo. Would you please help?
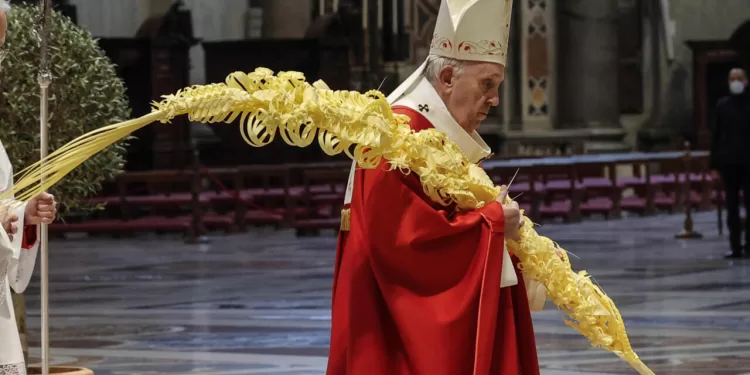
[183,0,247,85]
[256,0,312,39]
[68,0,151,37]
[520,0,555,131]
[556,0,627,152]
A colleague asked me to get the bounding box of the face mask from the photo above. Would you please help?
[730,80,746,95]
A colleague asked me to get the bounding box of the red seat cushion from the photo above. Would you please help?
[545,180,585,192]
[581,177,616,189]
[653,193,675,207]
[689,173,712,182]
[310,193,345,204]
[244,210,284,224]
[308,184,346,194]
[580,197,613,213]
[203,190,240,204]
[49,216,192,233]
[539,201,572,218]
[507,181,546,195]
[126,193,209,206]
[85,193,210,206]
[176,213,234,230]
[620,196,647,211]
[616,176,646,187]
[243,187,297,200]
[293,218,342,230]
[652,174,679,184]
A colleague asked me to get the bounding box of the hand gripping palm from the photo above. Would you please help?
[2,68,653,374]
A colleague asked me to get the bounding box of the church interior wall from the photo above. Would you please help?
[62,0,750,153]
[626,0,750,148]
[65,0,311,86]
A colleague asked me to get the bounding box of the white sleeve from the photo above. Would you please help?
[0,143,39,293]
[7,202,39,294]
[0,214,15,307]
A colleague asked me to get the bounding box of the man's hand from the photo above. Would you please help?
[503,202,522,241]
[554,243,565,261]
[3,214,18,242]
[497,186,522,241]
[25,192,57,225]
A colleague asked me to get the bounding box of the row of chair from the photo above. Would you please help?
[49,151,718,242]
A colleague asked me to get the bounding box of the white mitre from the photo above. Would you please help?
[0,0,10,12]
[387,0,514,104]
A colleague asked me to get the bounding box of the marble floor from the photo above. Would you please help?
[20,211,750,375]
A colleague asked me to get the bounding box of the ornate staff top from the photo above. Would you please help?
[36,0,52,87]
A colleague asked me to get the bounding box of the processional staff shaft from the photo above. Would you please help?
[36,0,53,374]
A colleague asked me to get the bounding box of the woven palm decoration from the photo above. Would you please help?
[2,68,653,375]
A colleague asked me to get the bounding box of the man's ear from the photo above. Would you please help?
[437,65,455,89]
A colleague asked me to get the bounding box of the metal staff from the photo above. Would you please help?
[36,0,53,374]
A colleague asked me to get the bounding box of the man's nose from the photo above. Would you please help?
[487,95,500,107]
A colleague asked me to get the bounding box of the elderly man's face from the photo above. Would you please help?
[729,69,748,95]
[433,61,504,133]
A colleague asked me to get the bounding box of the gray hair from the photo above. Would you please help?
[730,68,747,79]
[423,54,466,84]
[0,0,10,13]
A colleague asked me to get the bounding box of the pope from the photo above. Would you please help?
[327,1,547,374]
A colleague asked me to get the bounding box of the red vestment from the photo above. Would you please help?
[327,106,540,375]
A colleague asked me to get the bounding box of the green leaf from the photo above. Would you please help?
[0,5,132,218]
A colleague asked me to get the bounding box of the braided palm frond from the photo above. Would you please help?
[9,112,162,202]
[0,68,652,375]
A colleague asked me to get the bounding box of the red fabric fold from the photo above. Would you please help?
[327,107,539,375]
[22,225,37,249]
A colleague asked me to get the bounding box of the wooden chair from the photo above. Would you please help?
[532,163,583,223]
[293,166,351,235]
[53,169,211,242]
[573,161,623,220]
[234,165,293,229]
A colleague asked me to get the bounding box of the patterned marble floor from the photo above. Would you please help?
[19,211,750,375]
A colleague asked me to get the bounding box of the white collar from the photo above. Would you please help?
[393,77,492,164]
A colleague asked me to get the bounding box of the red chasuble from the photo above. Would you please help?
[327,106,540,375]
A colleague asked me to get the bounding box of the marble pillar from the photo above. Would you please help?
[68,0,151,37]
[520,0,556,132]
[556,0,627,151]
[183,0,247,84]
[411,0,440,63]
[255,0,311,39]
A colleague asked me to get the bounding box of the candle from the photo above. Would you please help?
[320,0,325,15]
[392,0,398,35]
[333,0,340,12]
[362,0,368,29]
[377,0,383,29]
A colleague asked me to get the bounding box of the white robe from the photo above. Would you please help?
[0,140,39,375]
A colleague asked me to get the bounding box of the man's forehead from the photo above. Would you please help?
[467,61,505,78]
[729,69,747,79]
